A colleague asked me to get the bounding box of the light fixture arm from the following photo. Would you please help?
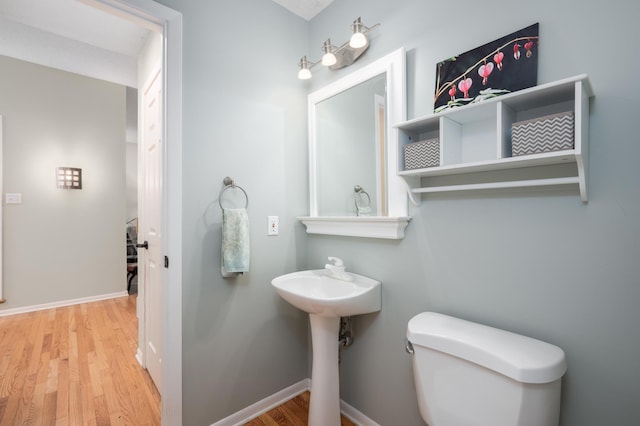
[351,17,380,36]
[299,55,319,70]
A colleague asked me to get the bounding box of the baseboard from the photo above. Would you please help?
[0,291,129,317]
[211,379,310,426]
[135,347,144,367]
[341,399,381,426]
[210,378,380,426]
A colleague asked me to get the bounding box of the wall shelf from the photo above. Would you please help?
[298,216,411,240]
[396,75,593,201]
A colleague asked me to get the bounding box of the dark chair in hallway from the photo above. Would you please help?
[126,220,138,294]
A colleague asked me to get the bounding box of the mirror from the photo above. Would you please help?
[315,73,387,216]
[301,47,411,239]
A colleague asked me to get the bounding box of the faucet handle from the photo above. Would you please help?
[327,256,344,267]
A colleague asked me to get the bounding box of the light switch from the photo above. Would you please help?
[5,193,22,204]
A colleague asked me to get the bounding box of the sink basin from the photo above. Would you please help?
[271,269,381,317]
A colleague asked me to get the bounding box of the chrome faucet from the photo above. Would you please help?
[324,256,353,281]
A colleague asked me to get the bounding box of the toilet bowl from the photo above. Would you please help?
[406,312,566,426]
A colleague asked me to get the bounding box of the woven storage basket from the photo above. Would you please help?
[512,111,574,156]
[404,138,440,170]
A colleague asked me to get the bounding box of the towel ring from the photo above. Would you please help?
[219,176,249,210]
[354,185,371,207]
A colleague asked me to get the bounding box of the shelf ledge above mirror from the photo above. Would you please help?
[299,216,411,240]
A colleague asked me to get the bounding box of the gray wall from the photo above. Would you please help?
[307,1,640,425]
[0,55,126,309]
[154,1,310,424]
[126,86,138,223]
[157,0,639,425]
[126,142,138,222]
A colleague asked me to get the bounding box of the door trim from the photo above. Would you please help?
[89,1,183,424]
[0,116,4,304]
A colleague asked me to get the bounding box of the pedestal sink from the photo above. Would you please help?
[271,268,381,426]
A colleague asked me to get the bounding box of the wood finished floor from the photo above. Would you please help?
[0,295,356,426]
[0,295,161,425]
[245,391,356,426]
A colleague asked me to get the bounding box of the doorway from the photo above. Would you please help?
[87,1,183,424]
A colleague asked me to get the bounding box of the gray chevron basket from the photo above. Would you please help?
[404,138,440,170]
[512,111,574,156]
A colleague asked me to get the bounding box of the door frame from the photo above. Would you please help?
[0,116,3,304]
[90,1,183,424]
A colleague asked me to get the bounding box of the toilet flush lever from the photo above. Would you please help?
[405,339,414,355]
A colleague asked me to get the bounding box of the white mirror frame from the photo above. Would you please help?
[299,47,411,239]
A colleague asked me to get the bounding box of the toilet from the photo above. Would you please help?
[406,312,567,426]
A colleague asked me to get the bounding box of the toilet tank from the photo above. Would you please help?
[407,312,567,426]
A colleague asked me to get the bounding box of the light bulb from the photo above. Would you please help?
[298,68,312,80]
[321,39,337,66]
[349,32,367,49]
[322,52,337,66]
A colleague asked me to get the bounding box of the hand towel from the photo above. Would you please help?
[221,208,250,277]
[356,206,372,216]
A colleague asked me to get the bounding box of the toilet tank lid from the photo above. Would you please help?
[407,312,566,384]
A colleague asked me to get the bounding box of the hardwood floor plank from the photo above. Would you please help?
[42,390,57,426]
[0,396,7,422]
[87,352,104,398]
[0,318,27,400]
[32,351,52,426]
[278,401,308,424]
[80,385,98,426]
[15,340,37,424]
[52,309,69,361]
[14,371,37,425]
[55,358,69,424]
[1,325,32,425]
[93,395,111,426]
[68,381,84,425]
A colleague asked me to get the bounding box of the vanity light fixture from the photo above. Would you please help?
[298,17,380,80]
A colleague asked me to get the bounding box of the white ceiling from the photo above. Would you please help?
[0,0,334,87]
[0,0,149,57]
[271,0,334,21]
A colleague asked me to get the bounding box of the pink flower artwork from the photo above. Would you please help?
[433,23,538,112]
[524,41,534,58]
[478,62,494,85]
[513,43,521,60]
[458,78,473,98]
[448,85,457,101]
[494,51,504,70]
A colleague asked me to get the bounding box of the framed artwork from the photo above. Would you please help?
[434,23,539,113]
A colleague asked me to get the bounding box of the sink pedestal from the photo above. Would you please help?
[308,314,341,426]
[271,269,381,425]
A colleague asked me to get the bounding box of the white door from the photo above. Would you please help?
[140,65,163,392]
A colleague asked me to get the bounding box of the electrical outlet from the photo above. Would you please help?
[268,216,279,236]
